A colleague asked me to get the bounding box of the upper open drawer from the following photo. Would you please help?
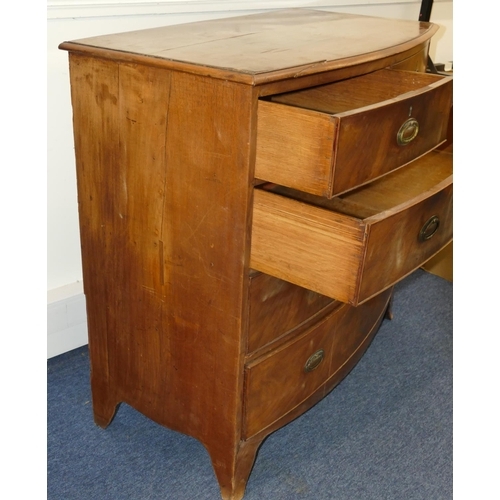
[255,69,452,198]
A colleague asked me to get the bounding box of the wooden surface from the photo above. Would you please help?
[251,149,453,305]
[256,100,338,196]
[68,51,258,498]
[422,241,453,281]
[422,105,453,281]
[256,69,452,196]
[247,272,334,355]
[59,9,438,85]
[60,9,450,500]
[244,288,392,438]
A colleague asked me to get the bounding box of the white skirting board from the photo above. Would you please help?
[47,282,88,359]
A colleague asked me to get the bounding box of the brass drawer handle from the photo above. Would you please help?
[419,215,440,241]
[304,349,325,373]
[397,117,419,146]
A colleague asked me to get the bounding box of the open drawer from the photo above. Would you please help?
[255,69,452,197]
[250,149,452,306]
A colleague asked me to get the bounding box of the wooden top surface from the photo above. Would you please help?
[59,9,437,84]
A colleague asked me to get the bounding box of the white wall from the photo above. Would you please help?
[47,0,453,357]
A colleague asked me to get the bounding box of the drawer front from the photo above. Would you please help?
[243,288,392,438]
[332,75,452,195]
[250,150,453,305]
[255,69,452,197]
[359,182,453,303]
[247,272,334,354]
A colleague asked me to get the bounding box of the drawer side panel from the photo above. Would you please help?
[255,100,337,197]
[250,189,365,303]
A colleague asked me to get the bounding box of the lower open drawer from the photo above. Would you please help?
[250,149,452,305]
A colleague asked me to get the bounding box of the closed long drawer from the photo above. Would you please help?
[247,271,335,354]
[255,69,452,197]
[243,287,392,438]
[250,149,452,305]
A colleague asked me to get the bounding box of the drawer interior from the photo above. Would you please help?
[259,149,452,220]
[269,69,449,114]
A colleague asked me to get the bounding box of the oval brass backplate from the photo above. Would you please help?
[419,215,440,241]
[304,349,325,373]
[397,117,419,146]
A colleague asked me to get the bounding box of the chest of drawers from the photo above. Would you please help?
[60,9,452,499]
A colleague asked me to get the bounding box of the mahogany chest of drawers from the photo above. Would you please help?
[60,9,452,499]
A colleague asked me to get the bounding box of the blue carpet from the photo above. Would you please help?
[47,270,452,499]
